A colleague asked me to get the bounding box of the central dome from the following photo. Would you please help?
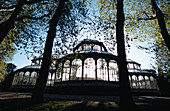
[73,39,108,52]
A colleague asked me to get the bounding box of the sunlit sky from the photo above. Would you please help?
[7,0,156,70]
[8,39,155,70]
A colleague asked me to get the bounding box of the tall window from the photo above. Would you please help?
[84,58,95,80]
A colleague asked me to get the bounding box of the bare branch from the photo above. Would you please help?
[138,16,156,20]
[20,25,34,39]
[143,12,149,18]
[0,0,49,12]
[16,13,51,20]
[0,5,16,12]
[138,11,157,21]
[0,5,16,10]
[25,0,49,5]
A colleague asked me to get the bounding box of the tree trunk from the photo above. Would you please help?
[151,0,170,51]
[116,0,134,110]
[0,0,25,43]
[31,0,66,103]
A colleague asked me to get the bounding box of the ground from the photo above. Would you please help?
[0,92,170,111]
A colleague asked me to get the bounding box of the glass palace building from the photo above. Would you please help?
[11,39,160,95]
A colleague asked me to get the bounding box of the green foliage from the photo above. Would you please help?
[0,0,90,58]
[0,0,56,57]
[155,37,170,75]
[0,37,16,82]
[93,0,169,72]
[95,0,169,41]
[21,102,118,111]
[52,0,89,57]
[0,61,7,82]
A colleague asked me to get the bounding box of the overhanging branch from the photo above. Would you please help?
[138,16,156,20]
[0,5,16,11]
[138,11,156,21]
[16,13,51,20]
[0,0,49,12]
[25,0,49,5]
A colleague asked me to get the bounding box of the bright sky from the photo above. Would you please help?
[8,41,155,70]
[7,0,156,70]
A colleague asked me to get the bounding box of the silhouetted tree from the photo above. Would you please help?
[151,0,170,51]
[0,0,50,44]
[31,0,89,103]
[31,0,66,103]
[116,0,134,110]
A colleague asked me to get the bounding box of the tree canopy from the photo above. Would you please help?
[85,0,169,73]
[0,37,16,83]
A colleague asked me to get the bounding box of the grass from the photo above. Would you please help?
[1,92,170,111]
[0,98,119,111]
[21,101,119,111]
[1,98,170,111]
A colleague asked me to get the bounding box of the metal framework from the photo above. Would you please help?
[12,39,159,93]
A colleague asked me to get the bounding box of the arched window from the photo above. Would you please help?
[17,72,24,85]
[145,76,151,89]
[97,58,107,81]
[109,60,118,81]
[12,72,20,85]
[84,58,95,80]
[150,76,157,89]
[56,63,63,82]
[63,60,70,81]
[30,71,37,85]
[23,71,30,85]
[47,72,55,86]
[132,75,138,88]
[129,76,132,87]
[138,75,145,88]
[71,59,82,80]
[84,44,92,52]
[92,44,100,52]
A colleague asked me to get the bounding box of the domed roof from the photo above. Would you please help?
[73,39,108,52]
[23,65,41,69]
[80,39,100,43]
[127,59,141,65]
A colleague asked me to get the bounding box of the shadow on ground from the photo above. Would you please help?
[63,101,119,111]
[21,101,119,111]
[0,92,170,111]
[134,96,170,111]
[0,98,31,111]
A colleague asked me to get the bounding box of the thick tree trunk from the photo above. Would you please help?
[31,0,66,103]
[151,0,170,51]
[116,0,134,110]
[0,0,25,43]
